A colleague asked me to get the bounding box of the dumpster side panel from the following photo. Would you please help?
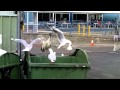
[76,49,89,63]
[9,53,20,64]
[10,65,21,79]
[29,67,89,79]
[1,16,17,52]
[0,56,6,67]
[0,53,20,68]
[31,56,77,63]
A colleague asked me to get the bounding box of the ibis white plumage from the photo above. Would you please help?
[50,26,72,51]
[0,34,7,56]
[48,48,56,63]
[0,49,7,57]
[11,38,44,52]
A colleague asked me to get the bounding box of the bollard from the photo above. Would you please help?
[88,25,91,37]
[78,24,80,36]
[83,25,85,36]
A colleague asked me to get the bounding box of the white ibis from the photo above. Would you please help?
[11,37,44,52]
[48,48,56,63]
[41,33,52,52]
[50,26,72,51]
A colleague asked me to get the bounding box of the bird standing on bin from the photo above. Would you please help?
[50,26,72,51]
[11,37,44,52]
[48,48,56,63]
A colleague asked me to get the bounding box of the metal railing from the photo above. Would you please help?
[23,22,120,34]
[24,23,39,33]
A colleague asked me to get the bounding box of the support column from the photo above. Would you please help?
[55,13,56,26]
[70,13,73,23]
[87,14,89,27]
[33,12,35,32]
[49,13,51,20]
[36,12,38,32]
[102,14,103,22]
[87,14,89,23]
[119,14,120,31]
[27,12,29,33]
[33,12,38,33]
[60,14,63,20]
[17,11,21,57]
[52,13,54,22]
[69,13,70,23]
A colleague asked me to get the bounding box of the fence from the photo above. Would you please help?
[24,23,39,33]
[23,22,120,36]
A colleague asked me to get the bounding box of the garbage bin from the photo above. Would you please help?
[0,52,21,79]
[25,49,90,79]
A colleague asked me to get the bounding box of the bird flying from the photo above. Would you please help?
[50,26,72,51]
[11,38,44,51]
[0,34,7,56]
[0,48,7,57]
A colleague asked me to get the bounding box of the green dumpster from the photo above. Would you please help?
[0,53,21,79]
[25,49,90,79]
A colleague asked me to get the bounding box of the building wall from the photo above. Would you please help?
[23,11,120,24]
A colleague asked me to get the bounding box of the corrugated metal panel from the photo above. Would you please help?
[0,11,16,15]
[0,16,17,52]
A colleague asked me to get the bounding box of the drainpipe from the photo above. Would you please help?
[17,11,22,59]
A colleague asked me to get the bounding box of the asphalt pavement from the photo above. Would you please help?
[78,45,120,79]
